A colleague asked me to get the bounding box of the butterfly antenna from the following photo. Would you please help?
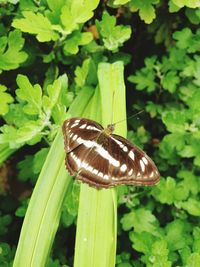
[114,109,145,125]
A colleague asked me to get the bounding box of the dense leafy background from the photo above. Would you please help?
[1,0,200,266]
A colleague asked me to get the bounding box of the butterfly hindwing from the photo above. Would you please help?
[108,134,160,186]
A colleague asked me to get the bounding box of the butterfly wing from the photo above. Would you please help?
[63,118,160,188]
[62,118,105,182]
[62,117,103,152]
[66,143,111,187]
[107,134,160,186]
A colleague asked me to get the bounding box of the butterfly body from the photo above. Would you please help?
[62,117,160,188]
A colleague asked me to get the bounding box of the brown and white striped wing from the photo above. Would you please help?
[66,142,111,187]
[107,134,160,186]
[62,117,103,152]
[70,134,160,188]
[62,118,160,188]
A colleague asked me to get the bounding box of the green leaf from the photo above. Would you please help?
[161,71,180,93]
[17,155,34,181]
[129,0,159,24]
[0,85,14,115]
[146,101,162,118]
[114,0,131,4]
[162,111,187,133]
[180,198,200,216]
[0,30,27,71]
[16,75,42,116]
[128,57,157,92]
[129,231,155,254]
[150,240,171,267]
[46,0,66,24]
[177,170,199,195]
[42,79,62,115]
[127,126,150,148]
[4,104,30,127]
[121,208,159,235]
[151,177,177,204]
[12,11,59,42]
[96,11,131,51]
[33,148,49,174]
[75,58,91,87]
[168,0,181,12]
[0,120,44,148]
[129,70,156,92]
[50,75,71,124]
[173,28,193,50]
[186,253,200,267]
[63,31,93,55]
[185,8,200,25]
[165,219,192,251]
[61,0,99,34]
[172,0,200,8]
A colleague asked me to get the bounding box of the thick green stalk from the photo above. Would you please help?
[74,62,127,267]
[13,87,94,267]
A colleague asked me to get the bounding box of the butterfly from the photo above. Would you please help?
[62,117,160,188]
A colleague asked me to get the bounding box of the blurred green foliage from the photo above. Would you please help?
[1,0,200,266]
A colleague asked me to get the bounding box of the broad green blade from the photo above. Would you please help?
[74,62,127,267]
[13,87,94,267]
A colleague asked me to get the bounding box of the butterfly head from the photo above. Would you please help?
[104,123,115,135]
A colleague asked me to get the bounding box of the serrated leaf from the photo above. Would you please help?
[96,11,131,51]
[0,30,27,71]
[121,208,158,235]
[42,79,62,114]
[173,28,193,50]
[150,240,171,267]
[0,120,43,148]
[129,231,155,254]
[128,69,156,92]
[46,0,66,24]
[177,170,199,195]
[161,71,180,93]
[33,148,49,174]
[16,75,42,115]
[4,104,30,127]
[61,0,99,34]
[185,8,200,24]
[186,253,200,267]
[63,31,93,55]
[172,0,200,8]
[165,219,192,251]
[129,0,159,24]
[50,74,71,124]
[180,198,200,216]
[151,177,177,204]
[0,85,14,115]
[75,58,91,87]
[168,0,181,12]
[162,111,187,133]
[12,11,59,42]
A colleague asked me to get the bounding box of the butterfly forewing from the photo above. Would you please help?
[62,117,103,152]
[62,118,160,188]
